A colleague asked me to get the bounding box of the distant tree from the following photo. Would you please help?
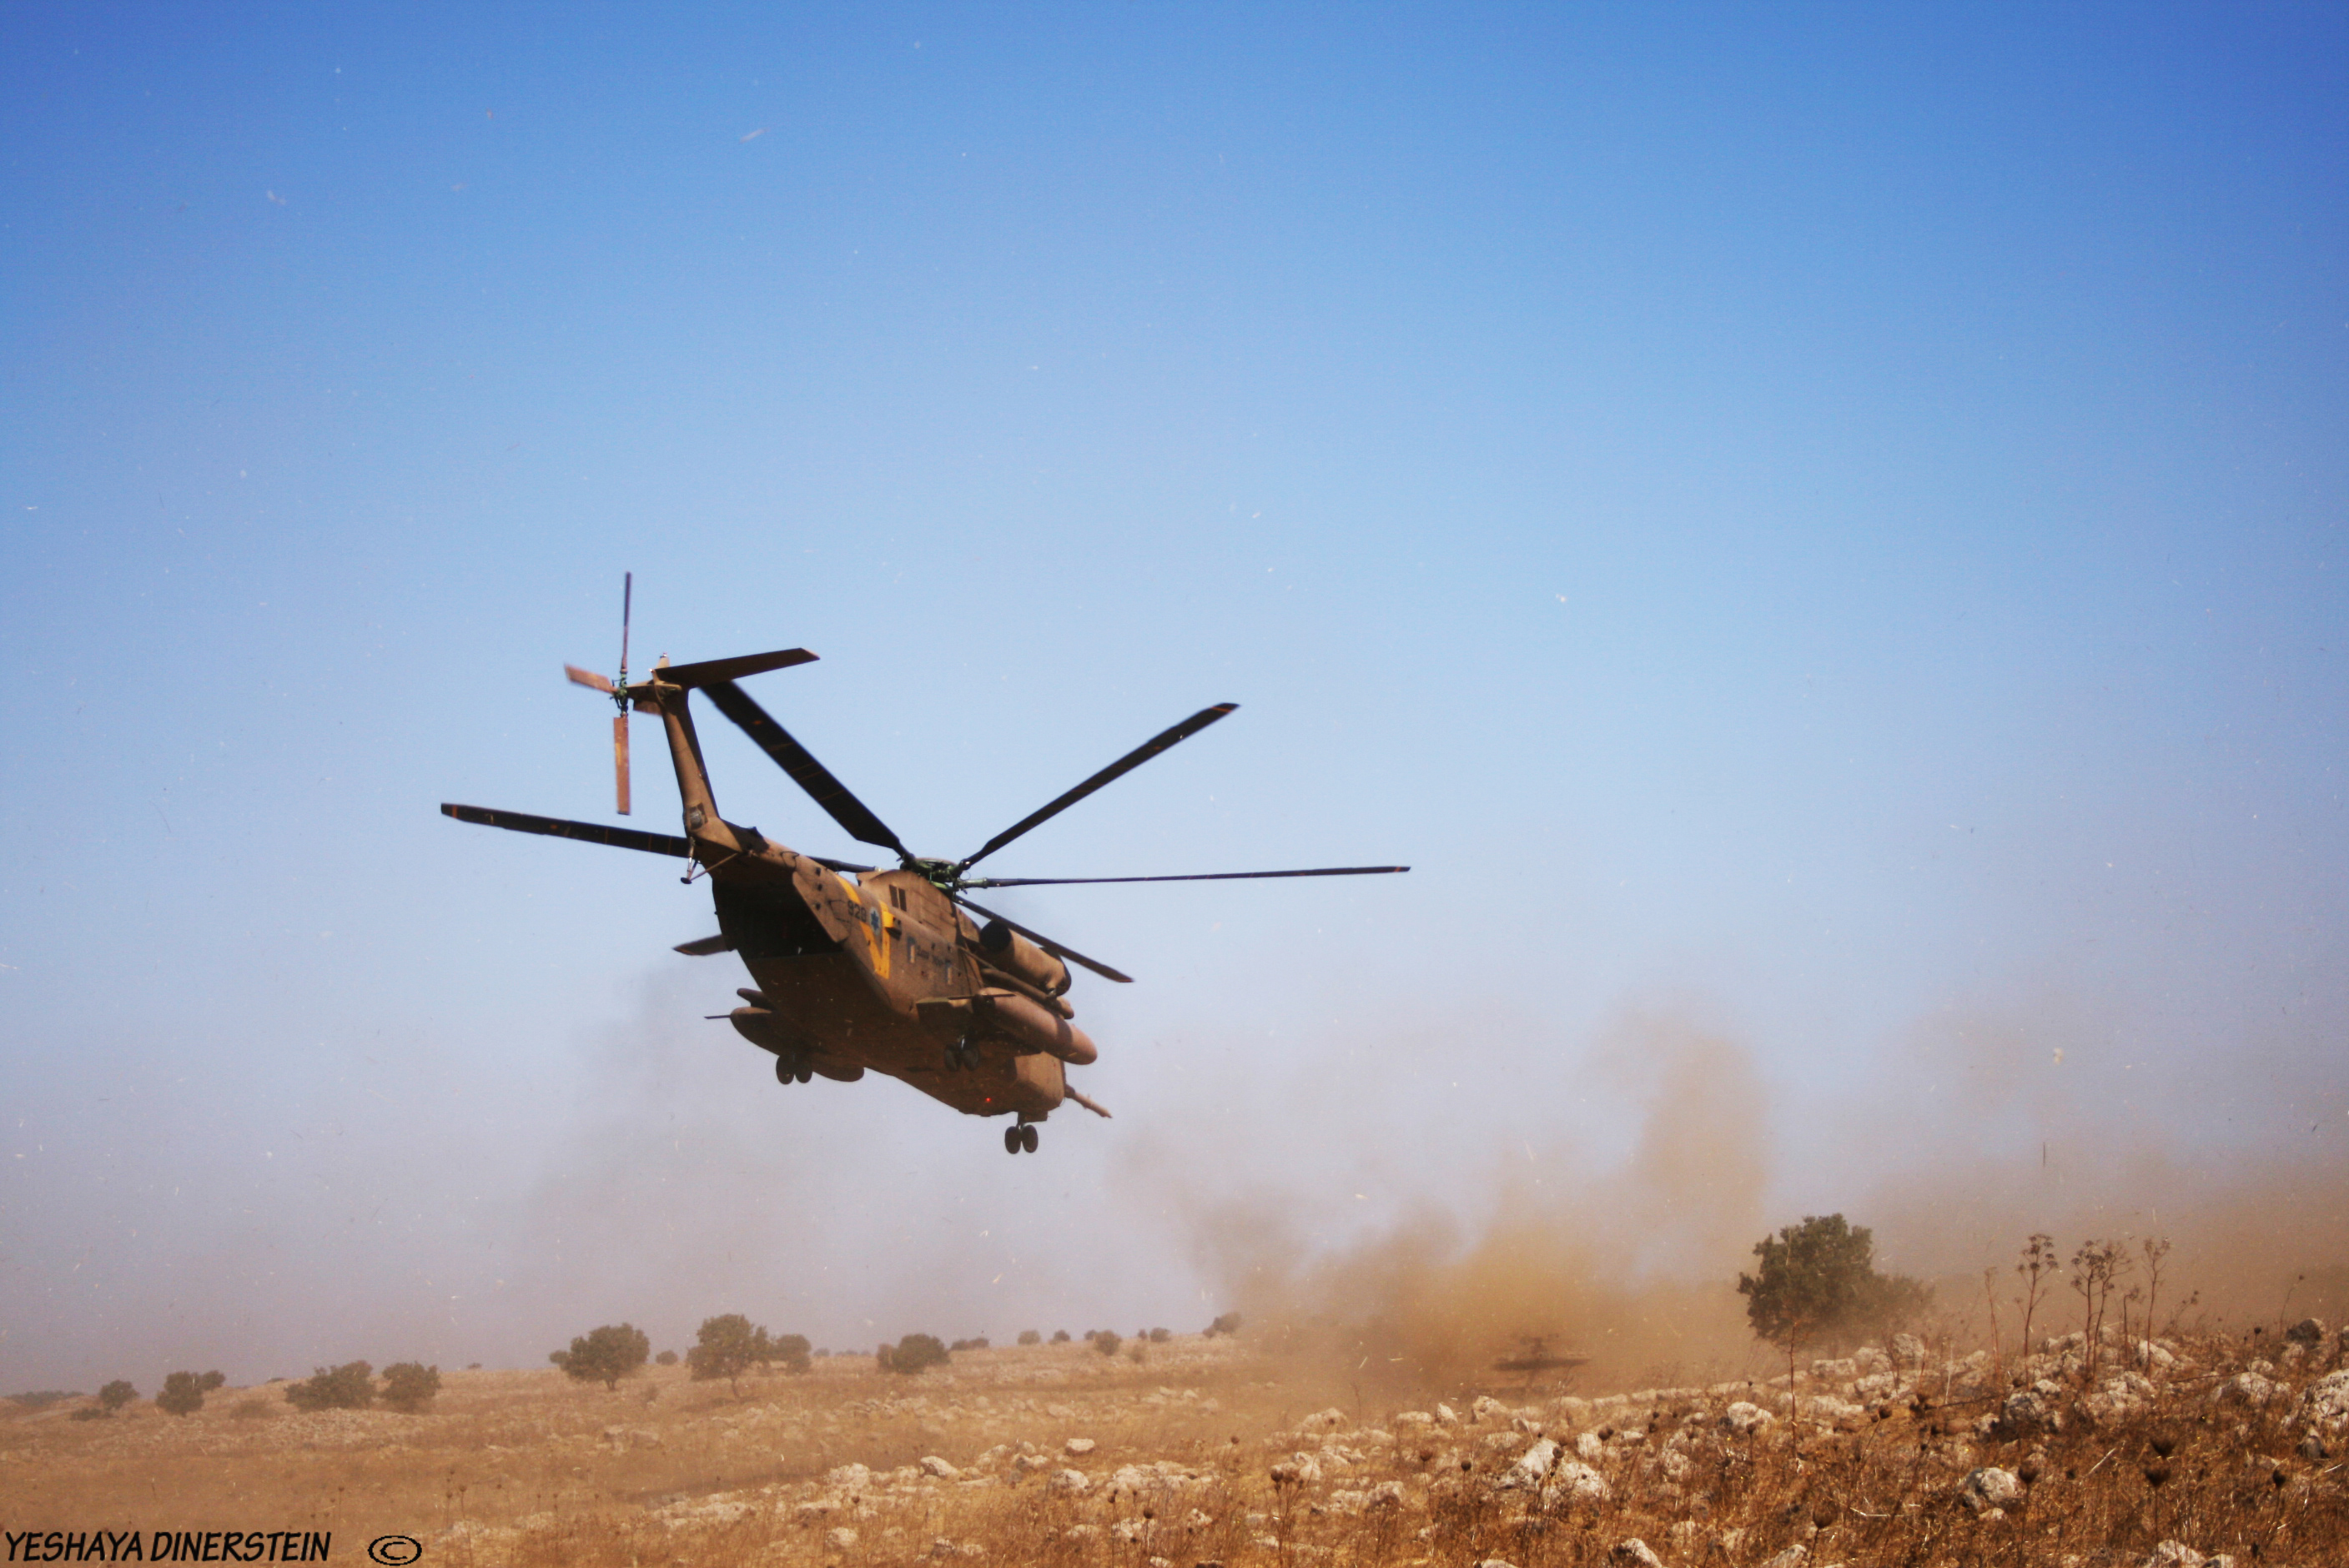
[1050,1329,1071,1344]
[198,1371,227,1392]
[1738,1215,1931,1385]
[7,1390,81,1410]
[688,1314,765,1396]
[881,1334,949,1375]
[551,1324,651,1390]
[1205,1312,1242,1337]
[1017,1330,1042,1346]
[770,1334,812,1375]
[655,1349,679,1366]
[1092,1331,1122,1358]
[1148,1327,1171,1344]
[381,1363,441,1413]
[98,1380,138,1413]
[157,1372,207,1417]
[284,1363,375,1411]
[949,1337,991,1352]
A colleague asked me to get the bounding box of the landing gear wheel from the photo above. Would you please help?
[775,1053,794,1086]
[1003,1124,1022,1155]
[1020,1123,1039,1153]
[796,1061,813,1083]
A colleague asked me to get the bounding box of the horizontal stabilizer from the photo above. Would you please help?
[674,933,732,956]
[440,803,689,857]
[654,647,818,688]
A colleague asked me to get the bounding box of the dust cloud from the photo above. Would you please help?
[1144,1015,1778,1400]
[1129,998,2349,1406]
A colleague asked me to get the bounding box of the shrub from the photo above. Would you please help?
[98,1380,138,1412]
[1205,1312,1242,1337]
[1148,1327,1171,1343]
[1050,1329,1071,1344]
[157,1372,207,1417]
[880,1334,950,1375]
[768,1333,812,1375]
[655,1349,678,1366]
[285,1363,375,1411]
[380,1363,440,1413]
[1018,1330,1042,1346]
[70,1407,112,1422]
[687,1314,764,1396]
[949,1337,991,1352]
[551,1324,651,1390]
[199,1371,226,1391]
[1092,1331,1122,1357]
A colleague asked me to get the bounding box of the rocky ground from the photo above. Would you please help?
[7,1322,2348,1566]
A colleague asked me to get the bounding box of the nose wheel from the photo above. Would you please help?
[945,1038,982,1072]
[774,1049,812,1085]
[1003,1122,1039,1154]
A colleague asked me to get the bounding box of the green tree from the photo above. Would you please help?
[198,1371,226,1392]
[284,1363,375,1411]
[1738,1214,1931,1379]
[157,1372,207,1417]
[769,1333,812,1374]
[380,1363,441,1413]
[551,1324,651,1390]
[1092,1330,1123,1358]
[98,1380,139,1413]
[1017,1330,1042,1346]
[687,1314,765,1396]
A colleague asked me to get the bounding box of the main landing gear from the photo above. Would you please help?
[1003,1121,1039,1155]
[774,1049,812,1085]
[943,1038,982,1072]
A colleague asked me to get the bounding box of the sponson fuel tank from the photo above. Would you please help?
[918,988,1098,1066]
[977,919,1071,996]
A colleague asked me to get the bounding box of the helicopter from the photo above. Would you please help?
[440,577,1408,1153]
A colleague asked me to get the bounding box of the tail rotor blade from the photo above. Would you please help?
[614,712,632,816]
[566,664,616,694]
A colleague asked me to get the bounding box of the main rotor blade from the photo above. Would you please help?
[958,703,1237,872]
[964,864,1410,887]
[698,678,911,860]
[951,894,1134,984]
[565,664,616,693]
[654,647,818,688]
[440,803,688,857]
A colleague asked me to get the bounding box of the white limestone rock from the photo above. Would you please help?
[1959,1466,2024,1515]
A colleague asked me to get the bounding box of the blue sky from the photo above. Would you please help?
[3,3,2345,1386]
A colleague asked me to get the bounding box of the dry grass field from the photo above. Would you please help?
[8,1324,2347,1567]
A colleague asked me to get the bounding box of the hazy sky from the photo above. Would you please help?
[4,3,2345,1390]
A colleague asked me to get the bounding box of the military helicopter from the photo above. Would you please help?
[441,577,1407,1153]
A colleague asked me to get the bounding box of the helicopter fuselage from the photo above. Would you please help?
[699,833,1074,1121]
